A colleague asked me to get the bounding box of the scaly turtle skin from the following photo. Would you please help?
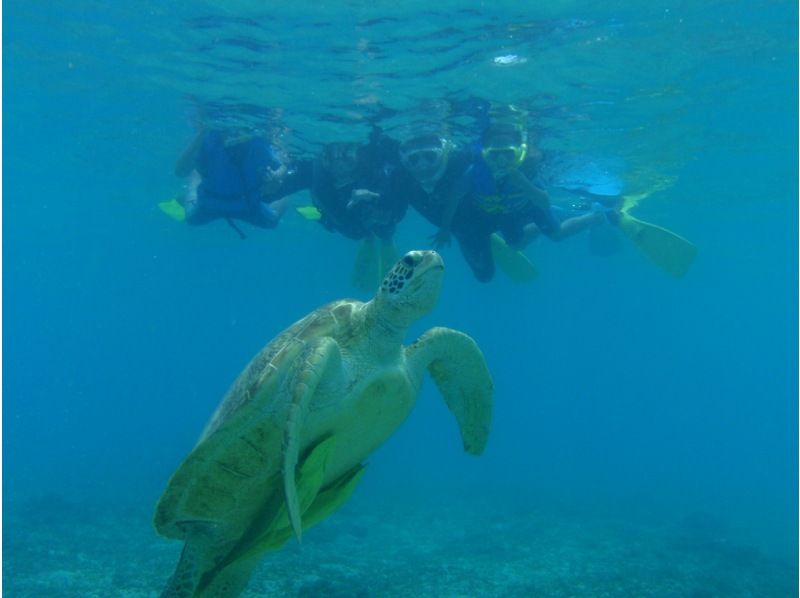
[154,250,493,597]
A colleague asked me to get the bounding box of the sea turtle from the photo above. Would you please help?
[154,250,493,597]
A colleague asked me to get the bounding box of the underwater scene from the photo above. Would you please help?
[4,1,798,596]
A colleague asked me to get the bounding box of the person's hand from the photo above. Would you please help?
[591,201,620,225]
[505,223,540,250]
[429,228,452,249]
[346,189,380,210]
[262,165,287,195]
[504,168,525,182]
[267,195,291,219]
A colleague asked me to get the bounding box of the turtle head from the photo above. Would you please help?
[375,250,444,324]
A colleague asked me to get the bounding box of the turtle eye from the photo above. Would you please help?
[402,255,416,267]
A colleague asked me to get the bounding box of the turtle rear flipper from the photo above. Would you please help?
[302,463,366,529]
[160,522,231,598]
[161,441,368,598]
[225,457,366,566]
[195,555,260,598]
[193,437,339,595]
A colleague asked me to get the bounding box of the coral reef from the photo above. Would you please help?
[4,494,795,597]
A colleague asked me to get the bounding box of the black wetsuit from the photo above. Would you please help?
[311,135,407,241]
[400,149,500,283]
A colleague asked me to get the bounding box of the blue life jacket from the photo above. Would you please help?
[196,131,282,206]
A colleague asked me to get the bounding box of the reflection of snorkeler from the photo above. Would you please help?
[521,141,697,277]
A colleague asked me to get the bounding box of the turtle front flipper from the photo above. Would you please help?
[282,337,342,542]
[406,327,493,455]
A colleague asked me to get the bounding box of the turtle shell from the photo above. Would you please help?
[154,299,359,540]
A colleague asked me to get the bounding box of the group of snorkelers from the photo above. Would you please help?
[160,106,697,287]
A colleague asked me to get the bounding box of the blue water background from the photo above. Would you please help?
[4,0,797,582]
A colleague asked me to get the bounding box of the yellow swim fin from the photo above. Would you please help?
[490,234,537,282]
[351,236,382,293]
[618,211,697,278]
[351,236,397,293]
[378,238,398,279]
[158,198,186,222]
[296,205,322,221]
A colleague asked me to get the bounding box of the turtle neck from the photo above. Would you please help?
[360,298,412,359]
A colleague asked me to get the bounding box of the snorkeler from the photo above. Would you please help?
[397,132,514,282]
[309,130,408,291]
[171,129,310,237]
[311,131,406,242]
[470,122,603,253]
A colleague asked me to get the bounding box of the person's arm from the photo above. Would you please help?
[549,212,602,241]
[346,188,381,210]
[503,168,602,242]
[174,130,205,177]
[439,188,463,237]
[268,159,313,198]
[505,169,551,212]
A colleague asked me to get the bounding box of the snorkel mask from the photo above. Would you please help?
[480,121,529,174]
[400,135,449,184]
[481,143,528,171]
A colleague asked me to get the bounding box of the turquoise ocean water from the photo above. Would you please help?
[4,1,797,596]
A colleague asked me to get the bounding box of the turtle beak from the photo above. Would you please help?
[417,250,444,273]
[414,252,445,299]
